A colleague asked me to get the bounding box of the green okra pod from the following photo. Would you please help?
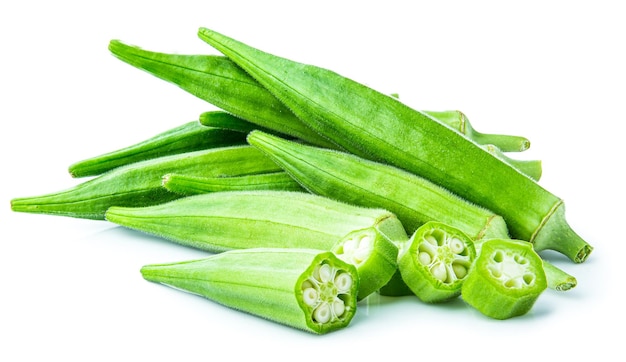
[461,238,548,319]
[11,146,280,220]
[482,144,542,181]
[423,110,530,152]
[106,190,405,300]
[69,116,246,178]
[162,172,303,195]
[200,28,591,263]
[141,248,359,334]
[398,221,476,303]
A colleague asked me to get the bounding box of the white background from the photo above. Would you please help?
[1,1,624,360]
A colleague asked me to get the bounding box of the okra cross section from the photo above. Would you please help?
[398,222,476,303]
[461,239,547,319]
[140,248,359,334]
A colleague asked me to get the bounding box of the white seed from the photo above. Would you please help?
[318,264,333,283]
[431,262,447,282]
[418,251,432,265]
[302,287,319,306]
[452,263,468,279]
[334,272,353,293]
[342,237,359,254]
[332,299,345,317]
[313,303,331,324]
[425,235,438,246]
[448,238,465,254]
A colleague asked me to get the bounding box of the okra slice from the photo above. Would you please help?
[141,248,359,334]
[423,110,530,152]
[105,190,403,299]
[11,146,280,220]
[200,28,592,263]
[461,239,548,319]
[398,222,476,303]
[68,117,246,178]
[162,172,303,195]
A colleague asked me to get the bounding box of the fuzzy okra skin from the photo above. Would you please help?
[162,172,304,195]
[141,248,359,334]
[11,146,280,220]
[461,239,548,319]
[105,190,404,300]
[199,28,591,263]
[68,118,246,178]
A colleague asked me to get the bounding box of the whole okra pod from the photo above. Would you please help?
[141,248,359,334]
[199,28,592,263]
[11,146,280,220]
[106,190,405,300]
[69,115,246,178]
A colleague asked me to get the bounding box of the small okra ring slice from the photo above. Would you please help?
[141,248,359,334]
[461,239,547,320]
[398,222,476,303]
[332,227,399,301]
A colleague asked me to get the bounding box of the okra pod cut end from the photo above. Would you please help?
[531,201,593,263]
[332,225,400,300]
[398,222,476,303]
[141,248,359,334]
[461,239,547,320]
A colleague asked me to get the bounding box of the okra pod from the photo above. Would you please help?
[423,110,530,152]
[11,146,280,220]
[108,40,336,149]
[482,144,542,181]
[141,248,359,334]
[162,172,303,195]
[200,28,591,263]
[68,117,246,178]
[106,190,405,299]
[461,239,548,319]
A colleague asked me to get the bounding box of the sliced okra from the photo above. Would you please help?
[461,238,548,319]
[398,222,476,302]
[162,172,303,195]
[105,190,404,300]
[68,117,246,178]
[11,146,280,220]
[141,248,359,334]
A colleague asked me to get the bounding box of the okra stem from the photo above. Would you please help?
[68,119,246,178]
[141,248,359,334]
[199,28,592,263]
[162,172,303,195]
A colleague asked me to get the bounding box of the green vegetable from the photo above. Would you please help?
[141,248,359,334]
[11,146,280,219]
[398,221,476,303]
[69,115,246,178]
[461,238,548,319]
[162,172,303,195]
[106,190,404,299]
[199,28,591,263]
[423,110,530,152]
[482,144,542,181]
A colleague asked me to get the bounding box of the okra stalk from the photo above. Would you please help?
[461,239,548,319]
[200,28,592,263]
[108,40,336,149]
[141,248,359,334]
[11,146,280,220]
[68,117,246,178]
[162,172,303,195]
[106,190,404,299]
[423,110,530,152]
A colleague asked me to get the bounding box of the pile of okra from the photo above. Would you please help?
[11,28,592,334]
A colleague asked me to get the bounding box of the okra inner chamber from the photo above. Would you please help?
[301,262,354,324]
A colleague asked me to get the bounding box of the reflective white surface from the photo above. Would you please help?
[1,1,623,360]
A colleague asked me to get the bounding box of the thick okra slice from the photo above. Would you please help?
[105,190,403,299]
[461,239,547,319]
[398,222,476,303]
[162,172,303,195]
[141,248,359,334]
[68,118,246,178]
[200,28,592,263]
[423,110,530,152]
[11,146,280,220]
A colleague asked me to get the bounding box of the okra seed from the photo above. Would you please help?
[425,235,438,246]
[418,251,432,265]
[313,304,331,324]
[332,299,346,317]
[449,238,465,254]
[318,264,333,283]
[431,262,447,282]
[452,263,468,279]
[303,288,319,307]
[334,272,353,293]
